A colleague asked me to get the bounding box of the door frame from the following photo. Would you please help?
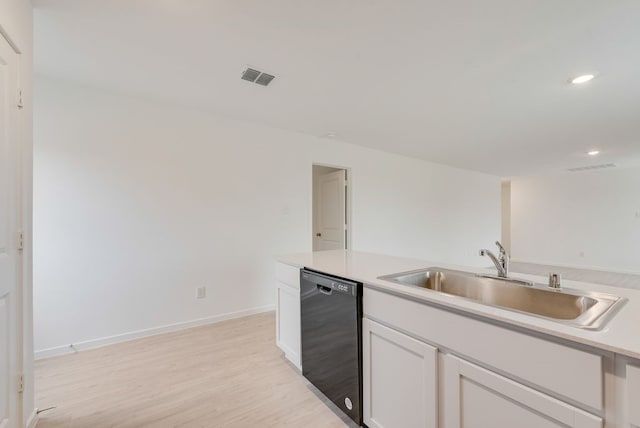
[0,26,24,428]
[311,162,352,251]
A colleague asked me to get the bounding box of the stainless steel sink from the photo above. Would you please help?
[378,268,626,330]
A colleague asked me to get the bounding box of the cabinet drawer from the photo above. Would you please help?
[628,363,640,426]
[276,262,300,289]
[364,287,604,411]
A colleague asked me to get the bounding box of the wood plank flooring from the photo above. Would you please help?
[35,312,356,428]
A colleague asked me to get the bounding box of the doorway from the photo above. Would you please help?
[312,164,350,251]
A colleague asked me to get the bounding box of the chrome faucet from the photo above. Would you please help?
[479,241,509,278]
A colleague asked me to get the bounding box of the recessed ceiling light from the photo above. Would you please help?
[570,74,595,85]
[587,150,600,156]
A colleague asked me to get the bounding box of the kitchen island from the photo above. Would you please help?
[275,250,640,428]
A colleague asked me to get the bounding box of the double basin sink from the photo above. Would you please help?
[378,268,626,330]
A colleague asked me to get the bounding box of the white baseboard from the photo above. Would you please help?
[276,339,301,371]
[35,305,274,360]
[26,409,39,428]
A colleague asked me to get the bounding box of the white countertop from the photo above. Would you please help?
[277,250,640,360]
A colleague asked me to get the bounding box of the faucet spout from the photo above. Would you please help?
[479,240,510,278]
[479,249,507,277]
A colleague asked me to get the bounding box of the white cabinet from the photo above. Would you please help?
[441,354,602,428]
[275,263,301,369]
[363,318,438,428]
[363,287,607,428]
[364,287,603,411]
[628,363,640,427]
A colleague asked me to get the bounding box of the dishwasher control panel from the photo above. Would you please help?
[302,271,358,296]
[335,282,351,294]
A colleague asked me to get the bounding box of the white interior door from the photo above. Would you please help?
[0,33,21,428]
[315,169,346,251]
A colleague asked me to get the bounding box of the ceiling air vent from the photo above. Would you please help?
[567,163,616,172]
[241,66,275,86]
[241,68,261,83]
[255,73,275,86]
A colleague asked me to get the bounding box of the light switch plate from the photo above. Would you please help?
[196,287,206,299]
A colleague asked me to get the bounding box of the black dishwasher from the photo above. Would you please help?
[300,269,363,426]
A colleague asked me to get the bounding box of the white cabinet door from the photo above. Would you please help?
[276,282,300,369]
[441,354,602,428]
[628,363,640,427]
[363,318,438,428]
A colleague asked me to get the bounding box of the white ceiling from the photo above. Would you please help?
[34,0,640,176]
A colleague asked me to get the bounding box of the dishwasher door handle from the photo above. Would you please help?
[317,284,333,296]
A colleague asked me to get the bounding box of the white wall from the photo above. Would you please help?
[0,1,35,425]
[511,168,640,273]
[501,181,511,253]
[34,76,501,355]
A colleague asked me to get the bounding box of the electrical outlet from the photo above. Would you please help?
[196,287,206,299]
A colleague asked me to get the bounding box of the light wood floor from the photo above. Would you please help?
[35,312,356,428]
